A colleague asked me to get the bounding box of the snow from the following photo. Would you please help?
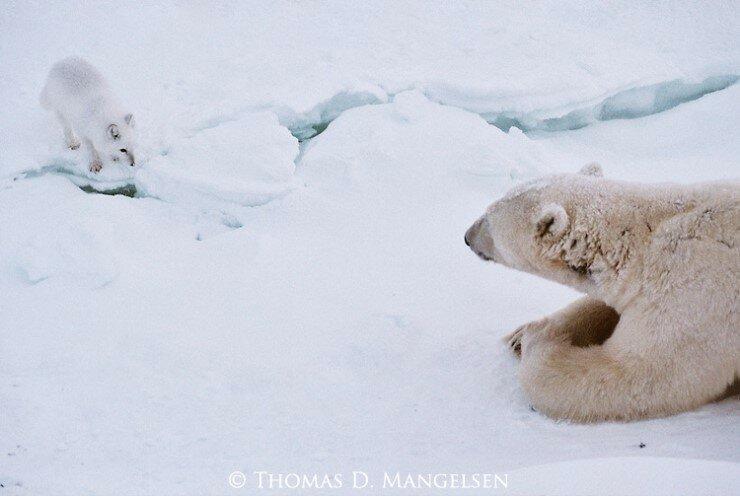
[542,84,740,183]
[1,1,738,494]
[137,112,299,207]
[498,75,738,133]
[300,90,544,189]
[509,457,740,496]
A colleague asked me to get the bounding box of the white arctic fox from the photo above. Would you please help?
[41,57,136,172]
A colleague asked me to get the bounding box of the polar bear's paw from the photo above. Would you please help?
[504,327,524,357]
[504,318,549,358]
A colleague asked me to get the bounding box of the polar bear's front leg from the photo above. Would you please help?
[505,297,619,357]
[516,316,732,422]
[517,337,631,421]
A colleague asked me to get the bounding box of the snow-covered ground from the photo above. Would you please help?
[1,1,738,494]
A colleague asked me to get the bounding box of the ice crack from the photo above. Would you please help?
[283,75,738,140]
[490,75,739,132]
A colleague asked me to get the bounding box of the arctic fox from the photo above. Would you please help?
[41,57,136,172]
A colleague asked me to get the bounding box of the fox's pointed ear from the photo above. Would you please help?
[108,123,120,139]
[124,113,135,127]
[579,162,603,177]
[535,204,568,238]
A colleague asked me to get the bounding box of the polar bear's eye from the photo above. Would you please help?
[119,149,127,153]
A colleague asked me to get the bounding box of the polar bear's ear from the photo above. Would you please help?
[535,204,568,239]
[579,162,603,177]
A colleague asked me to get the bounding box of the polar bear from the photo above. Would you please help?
[465,164,739,422]
[41,57,136,172]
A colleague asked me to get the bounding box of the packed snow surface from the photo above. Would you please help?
[137,111,299,207]
[0,1,738,494]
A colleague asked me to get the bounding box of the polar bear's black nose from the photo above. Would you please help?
[465,218,483,247]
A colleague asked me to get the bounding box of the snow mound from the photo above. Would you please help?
[136,112,299,207]
[300,90,545,193]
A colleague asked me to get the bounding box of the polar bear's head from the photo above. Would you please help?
[465,164,616,293]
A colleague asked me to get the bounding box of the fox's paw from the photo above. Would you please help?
[68,139,81,150]
[89,160,102,173]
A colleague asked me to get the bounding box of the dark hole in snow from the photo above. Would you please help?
[639,443,646,448]
[291,115,336,141]
[78,183,138,198]
[306,121,331,140]
[288,89,387,141]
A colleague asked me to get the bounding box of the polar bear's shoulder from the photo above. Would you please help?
[649,183,739,265]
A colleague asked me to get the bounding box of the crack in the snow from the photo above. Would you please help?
[289,75,737,140]
[17,165,141,197]
[281,88,388,140]
[489,75,738,132]
[14,75,736,200]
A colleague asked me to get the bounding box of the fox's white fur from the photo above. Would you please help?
[41,57,136,172]
[466,164,739,422]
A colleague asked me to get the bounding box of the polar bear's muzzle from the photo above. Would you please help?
[465,217,495,262]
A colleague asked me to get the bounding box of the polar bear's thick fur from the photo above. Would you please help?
[41,57,136,172]
[465,165,739,422]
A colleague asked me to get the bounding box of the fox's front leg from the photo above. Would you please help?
[55,112,81,150]
[505,296,619,357]
[84,138,103,173]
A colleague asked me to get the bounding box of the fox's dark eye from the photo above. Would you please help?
[119,149,127,153]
